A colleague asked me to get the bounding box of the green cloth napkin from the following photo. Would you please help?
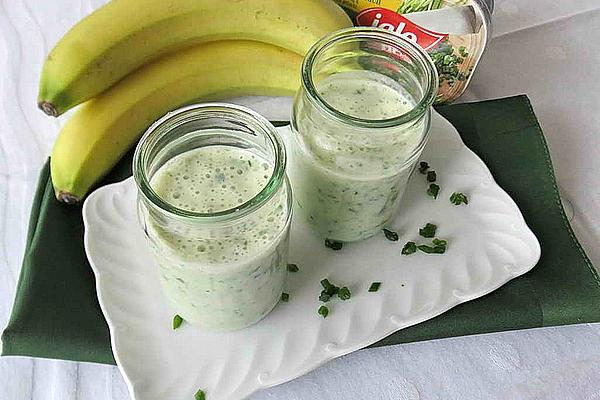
[3,95,600,365]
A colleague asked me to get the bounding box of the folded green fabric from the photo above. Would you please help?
[3,95,600,365]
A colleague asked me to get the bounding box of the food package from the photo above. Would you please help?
[334,0,493,104]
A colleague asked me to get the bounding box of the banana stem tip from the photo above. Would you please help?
[57,191,81,204]
[39,101,59,117]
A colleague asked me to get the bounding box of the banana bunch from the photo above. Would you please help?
[42,0,351,203]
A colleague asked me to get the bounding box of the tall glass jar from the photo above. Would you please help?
[290,27,438,242]
[133,103,292,331]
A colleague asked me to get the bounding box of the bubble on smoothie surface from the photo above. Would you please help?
[151,146,273,213]
[148,145,288,263]
[318,71,415,120]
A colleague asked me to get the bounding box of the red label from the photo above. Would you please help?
[356,8,448,51]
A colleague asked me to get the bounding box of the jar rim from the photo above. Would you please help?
[132,103,287,222]
[301,27,439,129]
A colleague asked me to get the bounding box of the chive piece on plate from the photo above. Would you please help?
[402,241,417,255]
[433,238,448,247]
[320,278,342,302]
[382,228,399,241]
[318,305,329,318]
[287,263,299,272]
[194,389,206,400]
[419,223,437,238]
[325,239,343,250]
[172,314,183,330]
[321,278,339,294]
[281,292,290,302]
[427,170,437,182]
[427,184,440,199]
[418,238,448,254]
[450,192,469,205]
[320,278,333,290]
[368,282,382,292]
[338,286,351,301]
[418,161,429,174]
[319,292,332,302]
[417,244,438,254]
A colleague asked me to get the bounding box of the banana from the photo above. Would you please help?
[50,41,302,203]
[38,0,351,116]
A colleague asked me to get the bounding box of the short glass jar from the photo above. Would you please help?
[133,103,292,331]
[290,27,438,242]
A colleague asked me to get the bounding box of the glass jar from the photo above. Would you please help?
[133,103,292,331]
[290,27,438,242]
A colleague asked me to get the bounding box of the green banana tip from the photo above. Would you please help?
[38,101,59,117]
[56,191,82,205]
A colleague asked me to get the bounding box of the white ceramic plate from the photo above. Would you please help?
[83,111,540,400]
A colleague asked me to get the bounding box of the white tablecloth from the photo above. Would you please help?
[1,1,599,399]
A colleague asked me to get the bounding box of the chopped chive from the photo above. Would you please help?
[287,263,299,272]
[281,292,290,302]
[432,238,448,247]
[427,184,440,199]
[418,161,430,174]
[430,38,471,87]
[320,278,353,303]
[417,244,441,254]
[172,314,183,330]
[368,282,382,292]
[338,286,351,301]
[319,292,331,302]
[402,241,417,255]
[194,389,206,400]
[325,239,343,250]
[427,170,437,182]
[318,305,329,318]
[419,223,437,238]
[382,228,399,241]
[320,278,333,291]
[418,238,448,254]
[450,192,469,205]
[320,278,339,295]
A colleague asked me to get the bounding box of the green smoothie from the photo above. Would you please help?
[291,70,426,241]
[146,145,290,331]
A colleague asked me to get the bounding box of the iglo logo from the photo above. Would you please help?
[356,8,448,51]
